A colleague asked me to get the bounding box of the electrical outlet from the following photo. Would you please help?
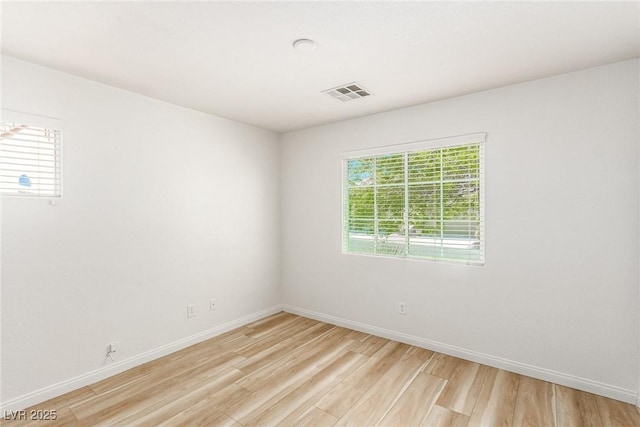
[107,342,118,361]
[210,299,217,311]
[187,304,196,318]
[399,302,406,315]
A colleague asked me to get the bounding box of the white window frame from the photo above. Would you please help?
[341,132,485,265]
[1,109,63,198]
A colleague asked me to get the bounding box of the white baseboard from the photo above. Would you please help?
[4,303,635,411]
[0,305,283,412]
[282,304,637,405]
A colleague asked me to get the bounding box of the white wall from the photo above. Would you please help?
[281,59,640,401]
[0,56,281,404]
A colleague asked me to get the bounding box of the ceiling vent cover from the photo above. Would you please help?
[322,82,371,102]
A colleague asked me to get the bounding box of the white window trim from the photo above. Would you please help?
[2,109,62,131]
[340,132,486,159]
[1,109,63,199]
[341,132,486,265]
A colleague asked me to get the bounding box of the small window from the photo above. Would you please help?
[343,133,485,265]
[0,121,62,198]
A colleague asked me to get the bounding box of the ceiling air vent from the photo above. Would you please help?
[322,82,371,102]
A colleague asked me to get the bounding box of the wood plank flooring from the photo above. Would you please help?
[2,312,639,426]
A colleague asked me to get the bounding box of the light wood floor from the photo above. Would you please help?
[3,312,639,426]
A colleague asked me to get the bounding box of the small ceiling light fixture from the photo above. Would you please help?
[292,38,317,51]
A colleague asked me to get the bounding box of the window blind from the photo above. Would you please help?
[343,134,484,265]
[1,122,62,197]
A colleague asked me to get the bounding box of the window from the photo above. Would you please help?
[1,117,62,198]
[343,133,484,264]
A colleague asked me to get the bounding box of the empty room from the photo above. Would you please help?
[1,1,639,426]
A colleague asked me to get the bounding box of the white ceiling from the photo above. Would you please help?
[2,1,639,133]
